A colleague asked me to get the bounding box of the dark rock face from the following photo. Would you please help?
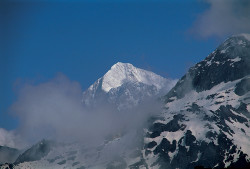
[145,127,250,169]
[57,160,66,165]
[15,139,53,164]
[228,152,250,169]
[153,138,176,155]
[149,115,186,138]
[146,108,250,169]
[216,105,248,124]
[146,141,157,149]
[166,35,250,101]
[192,36,250,92]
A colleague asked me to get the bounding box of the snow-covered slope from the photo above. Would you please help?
[83,62,177,110]
[142,34,250,169]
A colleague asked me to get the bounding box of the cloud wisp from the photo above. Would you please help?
[0,128,23,149]
[191,0,250,38]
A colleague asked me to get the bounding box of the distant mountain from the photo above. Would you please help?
[82,62,177,110]
[142,34,250,169]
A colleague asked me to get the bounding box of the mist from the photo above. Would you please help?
[0,128,21,148]
[191,0,250,38]
[9,73,162,155]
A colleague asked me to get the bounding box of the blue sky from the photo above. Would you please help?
[0,0,225,129]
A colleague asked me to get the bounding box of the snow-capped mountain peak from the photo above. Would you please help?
[83,62,177,109]
[102,62,167,92]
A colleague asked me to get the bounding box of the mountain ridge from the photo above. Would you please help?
[142,34,250,169]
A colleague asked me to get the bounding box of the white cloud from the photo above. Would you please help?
[191,0,250,38]
[0,128,23,148]
[10,73,162,150]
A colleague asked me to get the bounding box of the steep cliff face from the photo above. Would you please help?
[143,34,250,169]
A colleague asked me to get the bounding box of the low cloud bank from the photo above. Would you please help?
[8,74,162,150]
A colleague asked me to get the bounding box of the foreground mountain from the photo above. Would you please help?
[83,62,177,110]
[142,34,250,169]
